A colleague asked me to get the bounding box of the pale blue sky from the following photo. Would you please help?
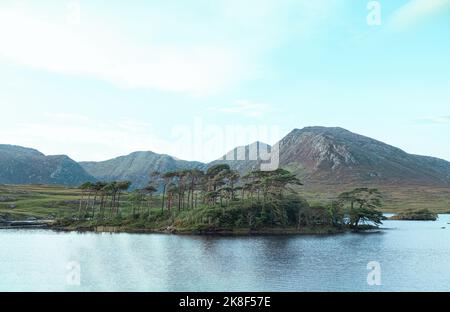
[0,0,449,162]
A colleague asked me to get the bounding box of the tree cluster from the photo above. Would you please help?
[77,166,384,230]
[78,181,132,219]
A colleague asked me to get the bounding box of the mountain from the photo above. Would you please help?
[277,127,450,187]
[206,127,450,211]
[81,142,272,189]
[0,145,95,186]
[4,126,448,191]
[81,127,450,190]
[80,151,205,189]
[3,127,450,210]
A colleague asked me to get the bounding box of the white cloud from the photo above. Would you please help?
[390,0,450,29]
[0,113,280,163]
[0,113,172,161]
[417,116,450,124]
[0,6,246,96]
[0,1,340,96]
[209,100,272,118]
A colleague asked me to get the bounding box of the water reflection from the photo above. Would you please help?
[1,215,449,291]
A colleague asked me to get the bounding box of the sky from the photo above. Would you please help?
[0,0,449,162]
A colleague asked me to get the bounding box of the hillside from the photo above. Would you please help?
[79,127,450,190]
[0,145,95,186]
[277,127,450,187]
[80,151,205,189]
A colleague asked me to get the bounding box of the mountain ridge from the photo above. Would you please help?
[276,126,450,187]
[0,144,95,186]
[2,127,450,190]
[80,150,205,189]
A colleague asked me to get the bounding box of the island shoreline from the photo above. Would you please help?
[0,220,368,237]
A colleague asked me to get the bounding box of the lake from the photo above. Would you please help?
[1,215,450,292]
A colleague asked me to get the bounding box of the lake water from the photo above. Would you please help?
[1,215,450,292]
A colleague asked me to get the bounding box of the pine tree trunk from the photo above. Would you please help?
[161,185,166,213]
[78,191,84,218]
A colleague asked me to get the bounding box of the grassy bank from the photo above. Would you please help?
[2,184,449,219]
[0,184,81,220]
[0,185,347,234]
[301,184,450,213]
[1,184,447,235]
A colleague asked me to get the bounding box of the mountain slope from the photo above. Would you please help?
[278,127,450,187]
[80,151,205,189]
[3,127,449,211]
[0,145,95,186]
[80,127,450,190]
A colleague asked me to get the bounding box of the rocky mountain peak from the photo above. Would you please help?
[280,127,360,171]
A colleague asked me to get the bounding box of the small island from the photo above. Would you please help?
[0,166,386,235]
[388,209,438,221]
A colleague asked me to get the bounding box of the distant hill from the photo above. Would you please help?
[277,127,450,187]
[79,127,450,190]
[209,127,450,187]
[80,142,273,188]
[3,126,450,202]
[0,145,95,186]
[80,151,205,189]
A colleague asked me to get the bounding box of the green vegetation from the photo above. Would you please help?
[0,184,81,220]
[299,184,450,214]
[1,166,388,234]
[337,188,383,228]
[389,209,438,221]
